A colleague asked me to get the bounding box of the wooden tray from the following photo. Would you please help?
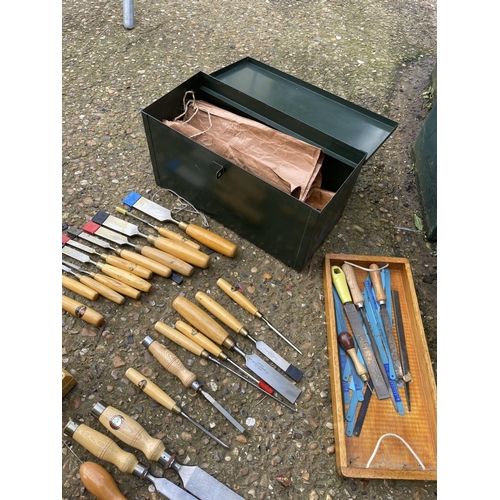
[323,254,437,481]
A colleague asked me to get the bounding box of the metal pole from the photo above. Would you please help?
[123,0,134,29]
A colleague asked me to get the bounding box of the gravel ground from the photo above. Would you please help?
[60,1,437,498]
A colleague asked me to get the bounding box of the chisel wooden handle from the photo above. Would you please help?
[195,291,245,335]
[115,249,172,278]
[138,243,194,277]
[369,263,387,303]
[342,263,364,306]
[91,273,141,300]
[96,262,151,293]
[156,320,206,357]
[144,336,197,388]
[62,295,104,327]
[62,275,99,301]
[178,221,238,258]
[102,254,153,280]
[173,321,227,359]
[125,367,180,414]
[217,278,259,315]
[92,401,166,462]
[145,235,210,269]
[172,296,234,349]
[65,422,138,475]
[73,274,125,305]
[155,227,201,250]
[338,331,369,381]
[79,462,128,500]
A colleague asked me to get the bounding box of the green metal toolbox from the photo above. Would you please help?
[142,57,397,271]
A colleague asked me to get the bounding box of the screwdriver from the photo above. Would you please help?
[62,244,151,293]
[68,226,172,279]
[142,333,245,433]
[62,295,104,327]
[62,274,99,301]
[63,233,153,280]
[62,263,126,305]
[217,278,303,354]
[63,421,197,500]
[124,368,230,448]
[62,259,141,300]
[162,319,298,412]
[63,439,128,500]
[115,206,202,250]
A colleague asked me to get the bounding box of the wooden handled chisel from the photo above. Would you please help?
[217,278,302,354]
[62,263,126,304]
[172,296,302,404]
[62,274,99,301]
[122,191,238,258]
[67,226,171,279]
[63,231,153,279]
[88,405,245,500]
[62,295,104,327]
[63,421,198,500]
[92,210,210,269]
[141,334,245,433]
[83,220,194,277]
[195,291,303,382]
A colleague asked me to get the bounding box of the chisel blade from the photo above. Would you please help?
[253,340,302,382]
[199,388,246,433]
[68,226,115,250]
[83,221,131,246]
[123,191,175,222]
[145,474,197,500]
[93,210,145,238]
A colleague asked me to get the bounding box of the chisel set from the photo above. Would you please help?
[331,263,412,437]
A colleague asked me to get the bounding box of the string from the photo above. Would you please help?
[365,433,426,469]
[174,90,213,138]
[343,261,390,272]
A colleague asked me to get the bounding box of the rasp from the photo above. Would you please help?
[331,266,390,399]
[63,421,198,500]
[173,295,302,404]
[92,210,210,269]
[90,403,245,500]
[142,333,246,433]
[195,291,303,382]
[123,190,238,258]
[369,264,404,379]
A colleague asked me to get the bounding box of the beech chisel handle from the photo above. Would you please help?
[144,336,197,388]
[64,422,138,475]
[139,242,194,276]
[216,278,259,316]
[125,367,180,414]
[155,320,207,357]
[155,226,201,250]
[75,275,126,305]
[115,248,172,278]
[341,263,364,306]
[92,401,166,463]
[144,236,210,269]
[62,275,99,301]
[91,273,141,300]
[174,320,227,359]
[103,253,153,280]
[369,263,387,303]
[338,331,369,381]
[172,296,234,349]
[195,291,245,335]
[96,262,151,293]
[62,295,104,327]
[79,462,128,500]
[178,221,238,258]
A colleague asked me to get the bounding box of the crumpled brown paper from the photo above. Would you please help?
[163,94,331,206]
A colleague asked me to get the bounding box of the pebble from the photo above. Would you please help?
[113,355,125,367]
[181,432,192,441]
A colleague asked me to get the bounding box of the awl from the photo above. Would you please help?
[83,219,193,277]
[369,264,404,379]
[89,404,245,500]
[68,226,171,279]
[217,278,302,354]
[63,421,197,500]
[173,295,302,404]
[195,291,303,382]
[123,191,238,258]
[331,266,391,399]
[92,210,210,269]
[63,231,153,279]
[159,320,298,412]
[124,368,229,448]
[142,332,246,433]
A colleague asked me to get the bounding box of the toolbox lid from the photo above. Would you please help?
[211,57,397,159]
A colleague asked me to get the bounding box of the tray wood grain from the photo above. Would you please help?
[323,254,437,480]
